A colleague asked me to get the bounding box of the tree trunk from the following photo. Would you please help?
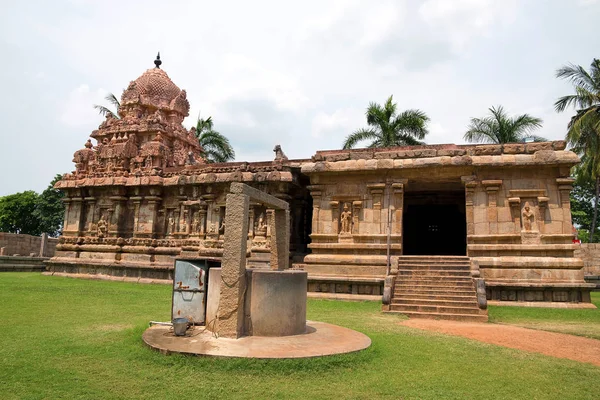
[590,176,600,243]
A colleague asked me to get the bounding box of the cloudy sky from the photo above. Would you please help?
[1,0,598,196]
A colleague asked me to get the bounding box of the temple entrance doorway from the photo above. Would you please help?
[402,184,466,256]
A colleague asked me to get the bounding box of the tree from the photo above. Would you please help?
[0,175,65,237]
[195,116,235,163]
[0,191,42,235]
[555,59,600,242]
[570,172,597,242]
[342,95,429,149]
[93,93,121,119]
[34,175,65,237]
[463,106,545,144]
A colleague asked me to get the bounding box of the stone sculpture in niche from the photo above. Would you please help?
[522,202,535,231]
[168,216,175,235]
[191,214,200,235]
[256,214,267,237]
[97,215,108,238]
[340,203,352,234]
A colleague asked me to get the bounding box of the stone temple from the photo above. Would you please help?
[47,57,595,319]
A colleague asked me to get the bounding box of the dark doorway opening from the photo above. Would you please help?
[402,190,467,255]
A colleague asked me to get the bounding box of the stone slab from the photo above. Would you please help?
[142,320,371,359]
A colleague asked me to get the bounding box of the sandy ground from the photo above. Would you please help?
[400,319,600,367]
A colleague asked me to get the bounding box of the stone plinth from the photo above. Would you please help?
[250,270,307,336]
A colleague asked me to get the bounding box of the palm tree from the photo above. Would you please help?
[342,95,429,149]
[463,106,545,144]
[93,93,121,119]
[195,116,235,163]
[555,59,600,242]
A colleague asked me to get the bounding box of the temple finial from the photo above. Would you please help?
[154,52,162,68]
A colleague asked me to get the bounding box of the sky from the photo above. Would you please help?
[0,0,599,196]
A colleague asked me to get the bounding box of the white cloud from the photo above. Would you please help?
[311,108,363,138]
[59,84,107,128]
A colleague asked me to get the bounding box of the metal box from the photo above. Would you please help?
[171,259,218,325]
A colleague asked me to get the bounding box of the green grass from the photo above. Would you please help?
[0,273,599,400]
[488,292,600,339]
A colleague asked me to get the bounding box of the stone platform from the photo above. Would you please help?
[142,320,371,358]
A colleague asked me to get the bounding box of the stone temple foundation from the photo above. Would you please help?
[46,58,595,312]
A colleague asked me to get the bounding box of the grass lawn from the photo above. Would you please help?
[0,273,599,400]
[489,293,600,340]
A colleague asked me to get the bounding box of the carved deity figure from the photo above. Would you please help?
[273,144,288,161]
[207,222,216,234]
[340,203,352,234]
[191,214,200,234]
[97,215,108,238]
[168,216,175,235]
[522,202,535,231]
[256,214,267,237]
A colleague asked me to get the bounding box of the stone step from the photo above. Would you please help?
[390,303,483,315]
[385,310,488,322]
[396,264,471,270]
[394,289,477,297]
[397,256,469,261]
[395,286,475,294]
[397,269,471,277]
[391,298,478,308]
[393,293,477,301]
[395,279,474,287]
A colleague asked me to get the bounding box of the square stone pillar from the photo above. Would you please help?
[330,201,340,235]
[482,180,502,235]
[218,193,250,339]
[391,182,405,235]
[462,177,478,236]
[368,183,386,234]
[557,178,575,234]
[308,186,322,234]
[270,208,290,271]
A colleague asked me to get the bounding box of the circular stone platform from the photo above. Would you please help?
[142,320,371,359]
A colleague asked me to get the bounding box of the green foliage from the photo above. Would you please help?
[0,191,42,235]
[1,273,599,399]
[0,175,65,237]
[556,59,600,242]
[343,95,430,149]
[463,105,545,144]
[195,116,235,163]
[93,92,121,119]
[34,174,65,237]
[570,173,597,241]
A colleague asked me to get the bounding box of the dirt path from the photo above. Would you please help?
[400,319,600,367]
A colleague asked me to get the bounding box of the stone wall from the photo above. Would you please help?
[575,243,600,276]
[0,233,58,257]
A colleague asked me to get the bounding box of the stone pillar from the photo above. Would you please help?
[308,185,322,235]
[198,204,207,236]
[330,201,340,235]
[83,197,96,235]
[391,182,404,234]
[270,208,290,271]
[39,233,48,257]
[352,201,362,235]
[61,197,72,236]
[557,178,575,234]
[131,196,143,237]
[248,206,256,239]
[508,197,521,233]
[462,177,477,237]
[108,196,127,237]
[146,196,161,238]
[218,193,250,339]
[482,180,502,235]
[368,184,385,234]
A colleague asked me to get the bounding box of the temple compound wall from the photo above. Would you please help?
[46,59,593,305]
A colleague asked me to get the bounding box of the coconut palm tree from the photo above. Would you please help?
[555,59,600,242]
[195,116,235,163]
[463,106,545,144]
[342,95,429,149]
[93,93,121,119]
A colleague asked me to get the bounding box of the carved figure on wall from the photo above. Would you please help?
[522,202,535,231]
[207,222,216,234]
[219,220,225,235]
[97,215,108,238]
[168,216,175,235]
[256,214,267,237]
[340,203,352,234]
[273,144,288,161]
[180,219,187,233]
[191,214,200,234]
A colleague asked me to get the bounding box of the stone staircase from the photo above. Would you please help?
[388,256,488,322]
